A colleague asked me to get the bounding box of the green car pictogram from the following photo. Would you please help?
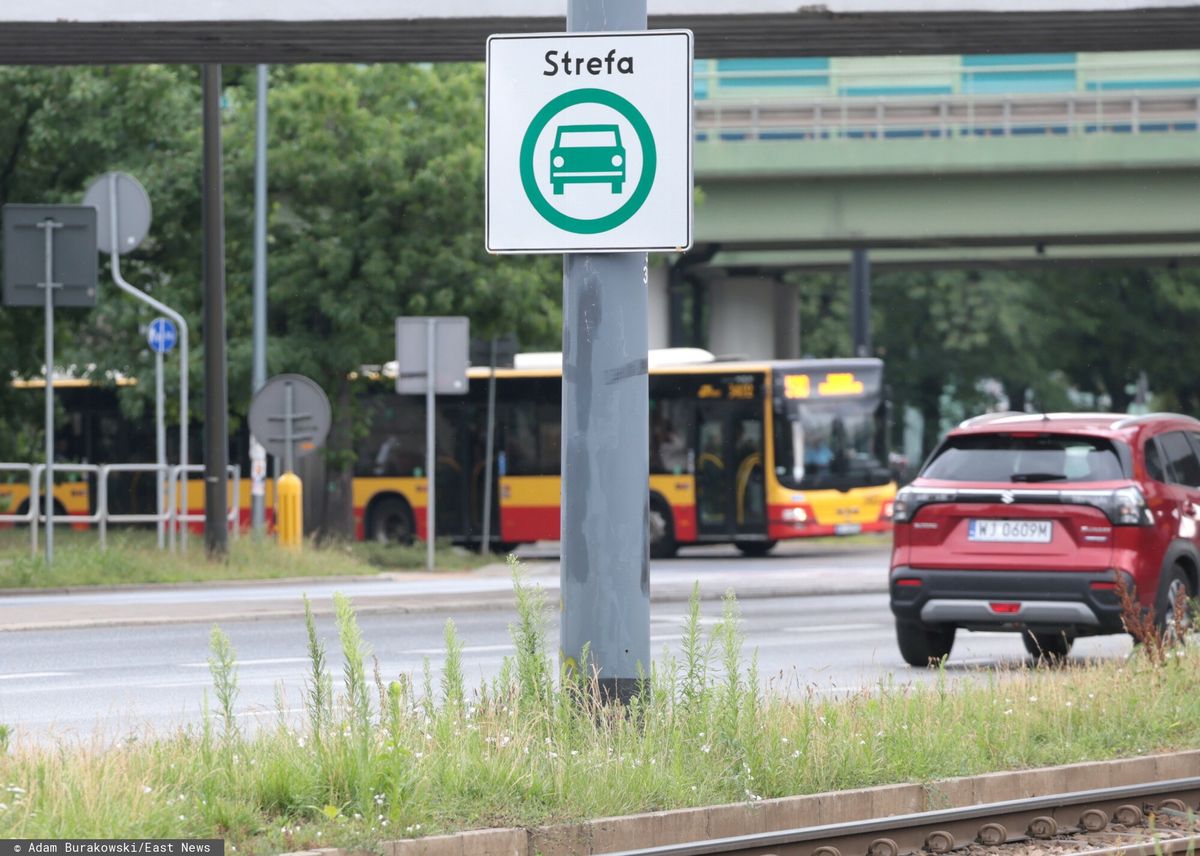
[550,124,626,195]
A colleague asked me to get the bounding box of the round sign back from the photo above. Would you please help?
[248,374,332,463]
[82,171,152,255]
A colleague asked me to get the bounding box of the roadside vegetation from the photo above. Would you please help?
[1,559,1198,854]
[0,529,490,588]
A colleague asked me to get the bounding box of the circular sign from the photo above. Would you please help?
[147,317,177,354]
[519,88,657,235]
[248,374,332,463]
[81,171,152,255]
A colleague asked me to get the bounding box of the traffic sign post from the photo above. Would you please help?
[395,317,469,572]
[486,29,692,253]
[147,317,177,548]
[487,1,670,703]
[82,171,191,552]
[3,204,98,565]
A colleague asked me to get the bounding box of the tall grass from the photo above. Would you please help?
[2,560,1199,855]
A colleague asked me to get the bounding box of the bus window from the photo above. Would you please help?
[650,398,692,475]
[774,399,888,490]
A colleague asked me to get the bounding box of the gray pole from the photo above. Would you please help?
[202,64,229,558]
[560,0,650,704]
[850,248,872,358]
[425,317,437,573]
[37,218,61,564]
[480,336,497,555]
[251,63,269,536]
[155,347,165,548]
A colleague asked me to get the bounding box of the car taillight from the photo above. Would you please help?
[880,501,895,521]
[1111,485,1151,526]
[1060,485,1151,526]
[891,487,956,523]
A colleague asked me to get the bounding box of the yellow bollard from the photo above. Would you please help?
[276,472,303,549]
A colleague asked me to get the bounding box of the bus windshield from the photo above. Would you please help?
[774,399,889,491]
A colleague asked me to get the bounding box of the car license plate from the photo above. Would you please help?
[835,523,862,535]
[968,519,1052,543]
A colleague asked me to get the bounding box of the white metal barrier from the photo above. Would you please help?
[98,463,175,550]
[168,464,241,552]
[0,462,241,556]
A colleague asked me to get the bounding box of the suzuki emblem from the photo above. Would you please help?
[1001,491,1015,504]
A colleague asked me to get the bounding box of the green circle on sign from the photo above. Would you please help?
[520,88,657,235]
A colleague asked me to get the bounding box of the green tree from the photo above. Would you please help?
[220,64,558,538]
[0,65,202,460]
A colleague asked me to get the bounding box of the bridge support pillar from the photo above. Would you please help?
[705,273,799,360]
[648,263,670,350]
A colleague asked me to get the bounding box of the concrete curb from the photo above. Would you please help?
[277,750,1200,856]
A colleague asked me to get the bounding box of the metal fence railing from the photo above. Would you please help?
[694,89,1200,142]
[693,55,1200,102]
[168,464,241,552]
[0,462,241,557]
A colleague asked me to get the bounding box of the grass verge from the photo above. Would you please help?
[0,529,490,588]
[2,558,1198,854]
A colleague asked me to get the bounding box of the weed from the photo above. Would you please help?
[207,625,240,742]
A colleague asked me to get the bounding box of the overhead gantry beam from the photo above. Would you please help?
[1,3,1199,63]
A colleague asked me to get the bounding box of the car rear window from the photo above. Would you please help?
[922,433,1129,483]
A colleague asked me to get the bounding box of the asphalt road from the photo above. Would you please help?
[0,543,1133,742]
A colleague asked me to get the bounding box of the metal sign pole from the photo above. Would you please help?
[37,218,61,564]
[425,317,437,572]
[284,380,294,474]
[100,173,190,553]
[251,62,269,537]
[480,336,498,555]
[560,0,651,704]
[202,63,229,558]
[156,347,166,548]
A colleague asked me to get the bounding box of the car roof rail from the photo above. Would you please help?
[1111,412,1199,430]
[958,411,1026,428]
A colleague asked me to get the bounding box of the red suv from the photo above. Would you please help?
[890,412,1199,665]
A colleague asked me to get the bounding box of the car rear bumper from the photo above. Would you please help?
[889,566,1130,635]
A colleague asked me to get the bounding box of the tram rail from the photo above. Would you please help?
[603,776,1200,856]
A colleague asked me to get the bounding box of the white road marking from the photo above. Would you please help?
[782,623,885,634]
[404,643,515,656]
[179,657,311,668]
[0,671,72,681]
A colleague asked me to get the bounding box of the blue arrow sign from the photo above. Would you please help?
[147,317,177,354]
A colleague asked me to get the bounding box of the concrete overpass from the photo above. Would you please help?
[639,80,1200,359]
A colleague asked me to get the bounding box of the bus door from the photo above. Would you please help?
[695,400,767,539]
[464,401,501,544]
[433,400,469,541]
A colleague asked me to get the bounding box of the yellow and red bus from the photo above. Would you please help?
[2,353,896,553]
[351,351,896,556]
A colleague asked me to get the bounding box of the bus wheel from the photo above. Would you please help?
[649,495,677,559]
[735,540,777,558]
[367,496,415,546]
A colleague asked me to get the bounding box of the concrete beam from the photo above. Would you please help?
[694,167,1200,250]
[706,243,1200,271]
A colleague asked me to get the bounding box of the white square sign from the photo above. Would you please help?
[486,29,693,254]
